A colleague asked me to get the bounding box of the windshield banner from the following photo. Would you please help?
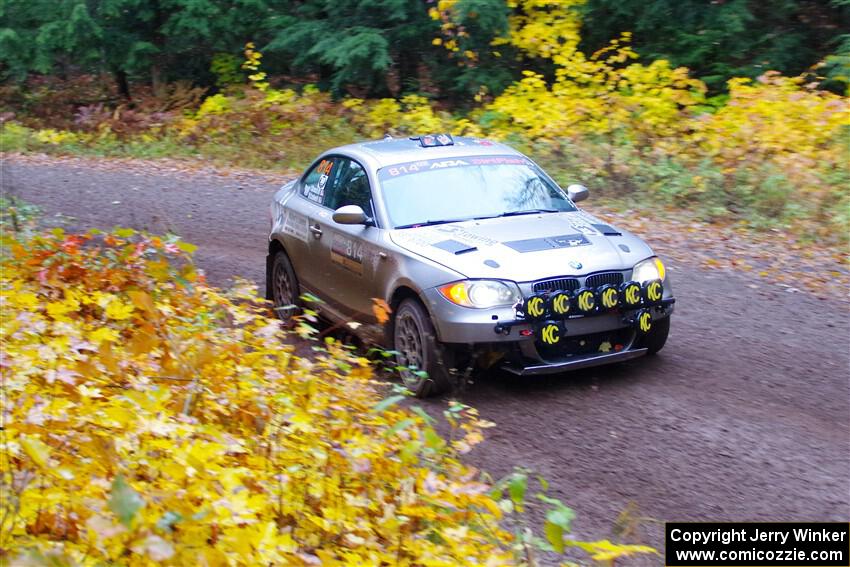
[379,155,535,179]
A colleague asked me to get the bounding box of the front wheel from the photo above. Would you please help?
[393,298,454,397]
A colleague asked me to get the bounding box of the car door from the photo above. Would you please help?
[284,156,344,296]
[311,157,382,321]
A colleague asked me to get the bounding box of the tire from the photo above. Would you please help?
[393,298,454,397]
[269,250,300,323]
[641,315,670,355]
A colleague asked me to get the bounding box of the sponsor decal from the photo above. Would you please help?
[568,220,601,236]
[330,233,365,275]
[621,281,642,307]
[380,155,534,179]
[436,226,499,247]
[549,291,571,316]
[576,289,596,313]
[645,280,663,303]
[505,233,590,253]
[600,286,619,310]
[526,296,546,319]
[549,234,591,248]
[638,310,653,333]
[539,322,561,345]
[282,211,309,243]
[305,159,333,203]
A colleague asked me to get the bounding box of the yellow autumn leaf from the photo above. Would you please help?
[90,326,119,343]
[20,435,51,469]
[371,298,392,324]
[46,298,79,320]
[127,290,156,313]
[14,291,39,309]
[105,299,135,320]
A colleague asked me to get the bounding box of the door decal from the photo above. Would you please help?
[331,233,365,275]
[283,211,309,243]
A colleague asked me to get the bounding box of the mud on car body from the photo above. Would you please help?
[267,134,674,397]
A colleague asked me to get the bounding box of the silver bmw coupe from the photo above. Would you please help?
[267,134,674,396]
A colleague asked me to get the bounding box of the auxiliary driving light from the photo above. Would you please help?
[598,284,619,311]
[643,279,664,305]
[620,280,642,308]
[538,321,562,345]
[548,290,572,318]
[575,287,597,314]
[522,293,548,321]
[635,309,653,334]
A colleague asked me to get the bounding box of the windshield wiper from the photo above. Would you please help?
[394,218,474,229]
[477,208,559,219]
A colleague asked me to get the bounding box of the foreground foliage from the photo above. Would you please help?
[0,228,655,565]
[0,228,509,564]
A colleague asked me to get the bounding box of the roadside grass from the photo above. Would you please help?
[5,118,849,249]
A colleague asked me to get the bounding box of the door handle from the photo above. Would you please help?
[309,224,323,238]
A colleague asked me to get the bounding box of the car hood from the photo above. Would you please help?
[389,211,654,283]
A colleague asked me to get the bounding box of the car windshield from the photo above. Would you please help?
[378,155,577,228]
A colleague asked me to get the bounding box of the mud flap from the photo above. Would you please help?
[265,253,273,301]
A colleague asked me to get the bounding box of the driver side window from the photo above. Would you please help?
[301,157,339,205]
[323,158,374,218]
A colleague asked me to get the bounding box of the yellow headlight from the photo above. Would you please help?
[653,257,666,281]
[440,282,470,306]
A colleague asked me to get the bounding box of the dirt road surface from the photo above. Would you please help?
[4,155,848,556]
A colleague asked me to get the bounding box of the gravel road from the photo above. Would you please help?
[3,155,848,555]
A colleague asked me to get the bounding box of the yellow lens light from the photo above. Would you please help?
[638,310,652,333]
[577,289,596,312]
[653,257,666,281]
[540,323,560,345]
[440,282,471,306]
[622,282,642,306]
[645,280,663,303]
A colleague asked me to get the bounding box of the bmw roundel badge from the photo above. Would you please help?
[569,260,582,270]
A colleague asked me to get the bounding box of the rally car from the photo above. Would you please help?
[267,135,674,396]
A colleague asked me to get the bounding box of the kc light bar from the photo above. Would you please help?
[515,280,667,322]
[498,281,673,337]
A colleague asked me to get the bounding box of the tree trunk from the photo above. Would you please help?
[114,69,132,101]
[151,62,165,97]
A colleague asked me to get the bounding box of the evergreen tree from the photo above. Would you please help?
[264,0,441,97]
[579,0,850,91]
[0,0,279,97]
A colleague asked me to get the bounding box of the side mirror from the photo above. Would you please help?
[332,204,369,225]
[567,184,589,203]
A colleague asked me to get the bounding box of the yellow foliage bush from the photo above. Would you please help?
[483,34,706,141]
[686,72,848,177]
[1,228,659,565]
[33,129,80,146]
[345,95,451,139]
[0,229,515,565]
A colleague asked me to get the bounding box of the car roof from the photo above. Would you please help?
[328,136,524,170]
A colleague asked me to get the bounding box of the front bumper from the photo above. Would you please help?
[423,279,674,375]
[423,285,674,345]
[501,347,649,376]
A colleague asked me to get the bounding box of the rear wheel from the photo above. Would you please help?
[393,298,454,397]
[641,315,670,355]
[270,251,300,323]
